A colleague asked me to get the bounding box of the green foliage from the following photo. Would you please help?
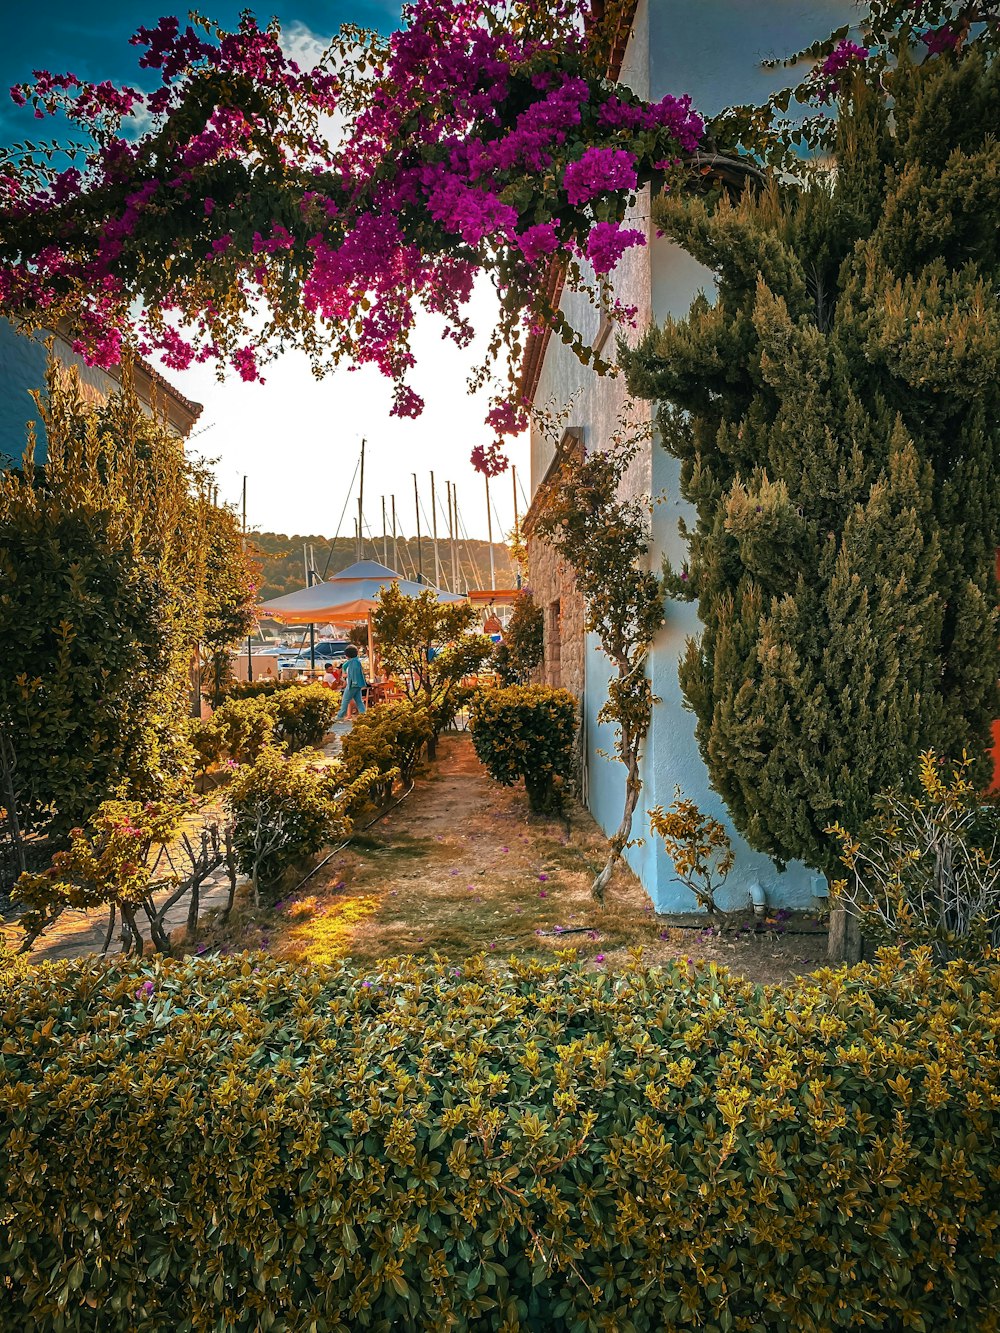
[533,410,665,893]
[649,792,737,914]
[208,695,277,766]
[493,589,544,685]
[0,361,258,843]
[623,52,1000,881]
[221,679,298,701]
[373,584,491,754]
[1,951,998,1331]
[471,684,577,814]
[225,748,374,897]
[829,750,1000,963]
[270,684,339,752]
[201,502,259,707]
[185,715,225,777]
[189,688,336,774]
[340,698,433,802]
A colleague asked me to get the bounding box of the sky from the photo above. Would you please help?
[2,2,530,545]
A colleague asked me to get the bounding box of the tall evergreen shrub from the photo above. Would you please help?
[624,55,1000,914]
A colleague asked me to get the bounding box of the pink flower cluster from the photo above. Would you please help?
[585,222,646,275]
[563,146,638,206]
[919,23,962,53]
[820,39,871,76]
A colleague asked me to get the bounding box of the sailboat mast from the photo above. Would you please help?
[357,438,366,561]
[447,481,459,593]
[485,473,495,591]
[413,472,423,583]
[430,471,442,589]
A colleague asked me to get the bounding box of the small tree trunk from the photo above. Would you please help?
[100,904,117,955]
[591,724,642,905]
[223,824,238,917]
[121,904,144,956]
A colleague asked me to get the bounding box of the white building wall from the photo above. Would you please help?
[530,0,856,911]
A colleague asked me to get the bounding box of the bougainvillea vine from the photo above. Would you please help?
[0,0,704,470]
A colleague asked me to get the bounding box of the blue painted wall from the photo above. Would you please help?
[575,0,856,913]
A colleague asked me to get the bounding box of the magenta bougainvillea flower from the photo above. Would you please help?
[0,0,706,471]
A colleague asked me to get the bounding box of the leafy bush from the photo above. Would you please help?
[210,695,277,765]
[225,747,375,899]
[471,684,577,814]
[340,698,433,801]
[186,688,336,776]
[12,799,183,949]
[1,951,998,1332]
[372,584,491,756]
[270,683,339,751]
[828,750,1000,963]
[0,367,257,844]
[649,789,736,914]
[185,715,224,775]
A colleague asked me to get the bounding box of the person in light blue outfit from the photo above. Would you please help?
[337,645,367,719]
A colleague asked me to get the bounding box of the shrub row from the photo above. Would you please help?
[221,678,298,700]
[2,949,998,1331]
[339,698,433,801]
[190,685,339,768]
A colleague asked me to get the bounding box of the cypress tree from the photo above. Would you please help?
[624,48,1000,952]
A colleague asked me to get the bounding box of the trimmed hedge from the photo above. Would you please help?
[471,684,577,813]
[270,685,339,751]
[222,679,298,700]
[188,687,338,771]
[1,950,999,1331]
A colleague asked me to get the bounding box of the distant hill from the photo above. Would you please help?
[252,531,516,606]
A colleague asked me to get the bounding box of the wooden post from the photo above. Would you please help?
[827,899,863,963]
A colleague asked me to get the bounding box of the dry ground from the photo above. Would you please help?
[202,733,828,983]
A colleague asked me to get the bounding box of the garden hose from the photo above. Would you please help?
[287,779,417,898]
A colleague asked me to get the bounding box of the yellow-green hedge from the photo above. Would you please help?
[1,949,999,1331]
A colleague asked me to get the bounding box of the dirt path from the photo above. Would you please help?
[212,734,829,983]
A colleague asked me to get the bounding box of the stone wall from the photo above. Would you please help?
[524,531,585,700]
[524,527,586,791]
